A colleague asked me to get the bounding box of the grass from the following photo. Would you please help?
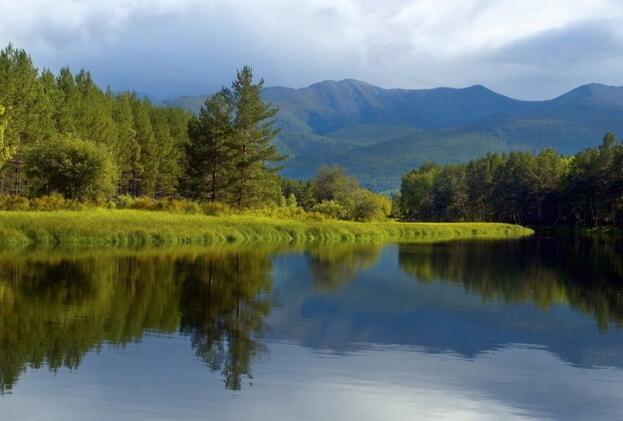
[0,209,534,249]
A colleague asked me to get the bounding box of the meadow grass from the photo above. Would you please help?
[0,209,533,249]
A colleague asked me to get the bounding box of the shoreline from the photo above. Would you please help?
[0,209,534,249]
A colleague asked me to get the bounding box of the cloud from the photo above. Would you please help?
[0,0,622,99]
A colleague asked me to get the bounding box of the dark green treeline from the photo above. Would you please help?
[399,133,623,228]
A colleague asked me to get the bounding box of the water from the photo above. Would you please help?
[1,237,623,420]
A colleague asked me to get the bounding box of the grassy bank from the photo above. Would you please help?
[0,209,533,248]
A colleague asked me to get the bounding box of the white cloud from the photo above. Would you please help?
[0,0,622,98]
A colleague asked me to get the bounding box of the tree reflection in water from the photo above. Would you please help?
[1,236,622,393]
[398,236,623,331]
[0,249,273,393]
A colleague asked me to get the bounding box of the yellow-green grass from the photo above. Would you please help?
[0,209,533,249]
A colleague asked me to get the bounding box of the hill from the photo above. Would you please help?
[165,81,623,191]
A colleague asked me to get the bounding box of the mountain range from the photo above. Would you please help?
[164,80,623,191]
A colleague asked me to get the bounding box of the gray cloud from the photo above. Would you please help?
[1,0,623,100]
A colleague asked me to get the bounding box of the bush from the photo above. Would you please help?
[312,200,349,220]
[201,201,232,216]
[114,195,136,209]
[344,189,391,222]
[25,135,118,200]
[0,195,30,211]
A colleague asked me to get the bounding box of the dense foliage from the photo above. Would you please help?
[0,45,390,221]
[282,166,391,221]
[25,135,117,199]
[184,66,284,207]
[0,45,190,199]
[399,133,623,228]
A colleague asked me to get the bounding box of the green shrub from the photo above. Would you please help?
[312,200,349,220]
[201,201,232,216]
[24,135,118,200]
[114,195,136,209]
[344,189,392,222]
[0,195,30,211]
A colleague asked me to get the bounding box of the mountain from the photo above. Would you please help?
[165,80,623,191]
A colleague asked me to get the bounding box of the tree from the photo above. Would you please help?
[112,93,137,194]
[0,45,55,194]
[151,107,185,197]
[130,97,157,196]
[24,135,117,200]
[312,200,348,220]
[312,165,359,203]
[431,165,467,221]
[0,104,10,169]
[345,188,392,221]
[465,153,501,221]
[399,163,438,221]
[281,178,315,210]
[185,90,236,202]
[228,66,284,207]
[533,148,568,225]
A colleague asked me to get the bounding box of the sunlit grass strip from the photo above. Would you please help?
[0,210,533,248]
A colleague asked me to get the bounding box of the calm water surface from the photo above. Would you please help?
[1,237,623,420]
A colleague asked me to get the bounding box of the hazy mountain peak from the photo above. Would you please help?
[307,78,378,90]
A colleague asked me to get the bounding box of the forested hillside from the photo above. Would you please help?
[168,80,623,191]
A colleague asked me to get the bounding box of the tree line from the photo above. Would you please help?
[399,133,623,228]
[0,45,391,220]
[0,44,189,198]
[0,44,285,205]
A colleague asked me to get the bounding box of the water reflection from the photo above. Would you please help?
[0,249,274,392]
[0,236,622,404]
[307,244,382,291]
[398,237,623,330]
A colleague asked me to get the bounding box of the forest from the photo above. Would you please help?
[399,134,623,228]
[0,45,392,222]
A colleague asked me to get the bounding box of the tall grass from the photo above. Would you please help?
[0,209,533,249]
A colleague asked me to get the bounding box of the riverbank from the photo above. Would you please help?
[0,210,534,248]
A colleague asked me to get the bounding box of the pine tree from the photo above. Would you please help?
[131,96,157,197]
[0,45,54,194]
[112,93,138,194]
[186,90,236,202]
[0,104,9,169]
[73,70,116,148]
[228,66,284,207]
[55,67,79,134]
[151,107,185,197]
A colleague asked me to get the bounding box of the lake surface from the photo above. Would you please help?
[1,237,623,420]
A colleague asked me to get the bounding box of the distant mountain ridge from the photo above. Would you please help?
[164,80,623,191]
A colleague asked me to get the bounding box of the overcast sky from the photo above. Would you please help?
[1,0,622,100]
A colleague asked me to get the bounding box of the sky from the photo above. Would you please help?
[1,0,622,100]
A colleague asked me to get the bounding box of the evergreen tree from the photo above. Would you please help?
[0,104,8,169]
[130,97,158,196]
[111,93,138,194]
[186,90,236,202]
[0,45,54,194]
[228,66,283,207]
